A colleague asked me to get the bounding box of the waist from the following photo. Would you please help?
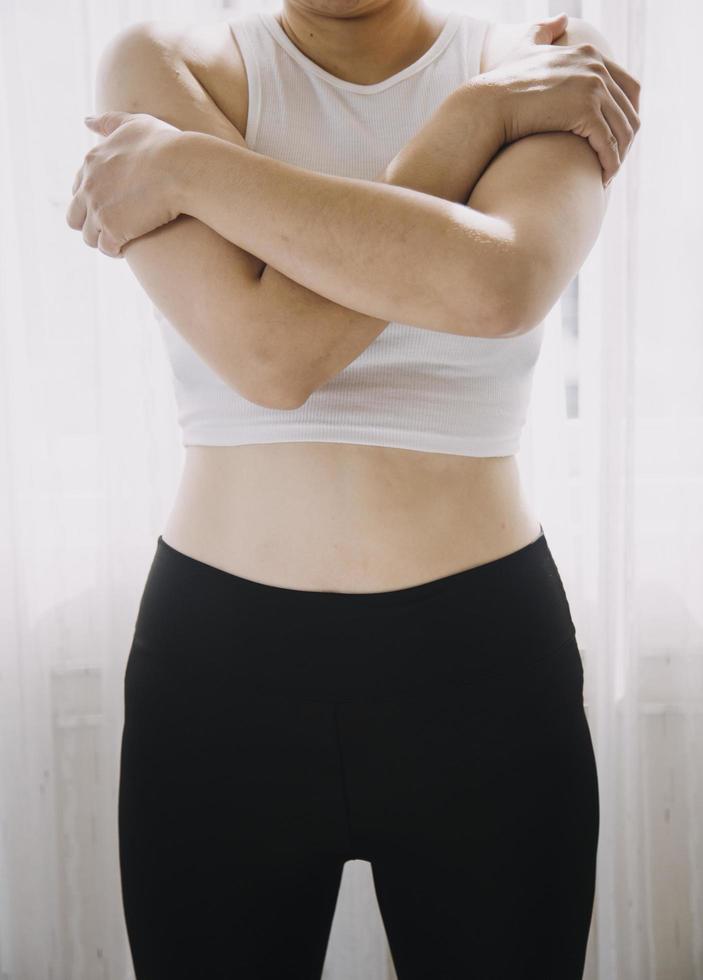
[161,442,541,592]
[133,525,576,703]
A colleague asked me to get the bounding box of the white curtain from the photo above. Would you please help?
[1,0,701,977]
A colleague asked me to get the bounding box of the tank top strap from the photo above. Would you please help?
[228,13,274,148]
[455,11,491,80]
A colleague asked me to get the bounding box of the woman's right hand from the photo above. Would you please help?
[474,14,641,186]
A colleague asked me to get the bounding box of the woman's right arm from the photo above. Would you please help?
[92,19,511,410]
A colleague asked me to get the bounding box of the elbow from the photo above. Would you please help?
[493,298,544,340]
[449,247,544,339]
[237,381,309,411]
[457,286,530,340]
[266,390,310,411]
[216,329,310,410]
[490,248,551,339]
[484,293,527,339]
[257,368,311,410]
[229,364,310,412]
[243,391,309,411]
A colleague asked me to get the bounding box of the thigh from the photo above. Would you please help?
[118,633,348,980]
[352,636,600,980]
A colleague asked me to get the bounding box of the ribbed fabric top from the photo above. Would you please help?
[154,9,546,456]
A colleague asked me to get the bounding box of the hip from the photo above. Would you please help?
[127,518,579,704]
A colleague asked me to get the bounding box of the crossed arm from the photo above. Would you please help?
[95,17,611,409]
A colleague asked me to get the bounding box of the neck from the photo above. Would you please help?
[276,1,446,86]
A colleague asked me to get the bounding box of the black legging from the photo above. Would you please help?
[118,526,599,979]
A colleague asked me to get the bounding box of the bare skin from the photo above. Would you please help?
[161,4,544,593]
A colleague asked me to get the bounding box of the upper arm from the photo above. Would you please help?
[468,17,614,336]
[94,20,288,408]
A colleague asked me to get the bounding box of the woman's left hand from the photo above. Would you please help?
[66,110,184,258]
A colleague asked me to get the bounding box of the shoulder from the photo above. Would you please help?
[95,18,249,137]
[480,15,614,73]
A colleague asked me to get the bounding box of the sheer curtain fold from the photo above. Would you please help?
[1,0,701,978]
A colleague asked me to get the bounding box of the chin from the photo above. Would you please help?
[300,0,377,16]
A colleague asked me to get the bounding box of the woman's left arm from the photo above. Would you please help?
[170,132,518,334]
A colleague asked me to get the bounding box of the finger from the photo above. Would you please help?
[97,227,123,259]
[66,192,87,230]
[527,12,568,45]
[600,90,635,165]
[585,107,620,185]
[72,167,84,195]
[600,69,640,147]
[546,12,568,41]
[82,211,101,249]
[601,55,641,115]
[84,110,132,136]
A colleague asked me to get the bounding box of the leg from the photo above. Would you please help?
[342,635,599,980]
[118,636,348,979]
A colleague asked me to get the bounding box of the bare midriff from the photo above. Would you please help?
[161,442,542,593]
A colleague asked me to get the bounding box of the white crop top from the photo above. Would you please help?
[155,9,546,456]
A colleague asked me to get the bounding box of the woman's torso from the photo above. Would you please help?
[161,14,542,592]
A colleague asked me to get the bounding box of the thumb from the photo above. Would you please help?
[84,109,131,136]
[528,11,569,45]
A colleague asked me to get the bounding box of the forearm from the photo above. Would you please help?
[378,79,506,204]
[176,82,515,339]
[245,79,509,397]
